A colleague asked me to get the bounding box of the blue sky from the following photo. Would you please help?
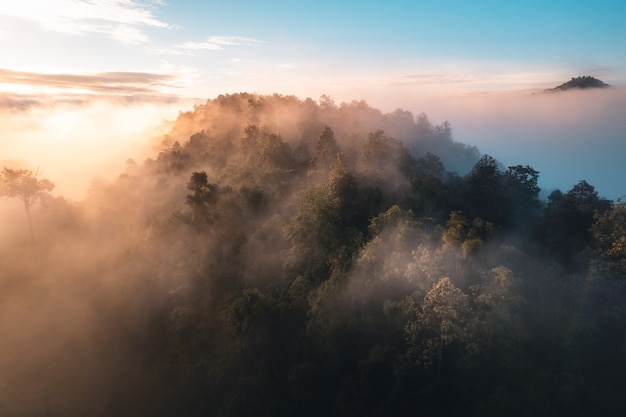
[1,0,625,104]
[1,0,625,199]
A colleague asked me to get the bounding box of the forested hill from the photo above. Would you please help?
[1,93,626,417]
[163,93,480,175]
[548,75,611,91]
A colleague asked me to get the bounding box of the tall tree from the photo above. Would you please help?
[540,180,611,269]
[406,277,469,380]
[0,167,54,244]
[311,126,340,171]
[502,165,542,233]
[186,171,218,223]
[464,155,505,224]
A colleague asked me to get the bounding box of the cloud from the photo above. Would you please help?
[0,68,178,95]
[111,24,149,45]
[394,73,479,85]
[0,0,171,43]
[178,36,265,51]
[0,93,40,111]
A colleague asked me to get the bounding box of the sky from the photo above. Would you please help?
[1,0,625,199]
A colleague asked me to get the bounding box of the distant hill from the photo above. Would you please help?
[547,76,611,92]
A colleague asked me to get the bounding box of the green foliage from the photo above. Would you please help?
[358,129,415,186]
[540,180,612,269]
[442,210,468,248]
[505,165,540,198]
[406,277,469,373]
[468,266,526,359]
[368,205,414,237]
[463,155,507,224]
[442,210,493,256]
[502,165,542,234]
[591,201,626,274]
[288,184,342,257]
[186,171,219,223]
[311,125,340,170]
[5,93,626,417]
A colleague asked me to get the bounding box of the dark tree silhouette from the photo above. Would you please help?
[540,180,612,269]
[0,167,54,244]
[464,155,505,224]
[186,171,218,223]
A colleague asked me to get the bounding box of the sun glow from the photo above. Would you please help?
[0,98,191,199]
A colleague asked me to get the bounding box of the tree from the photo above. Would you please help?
[442,210,493,257]
[359,130,415,184]
[319,94,336,110]
[464,155,505,224]
[406,277,469,380]
[442,210,469,249]
[468,266,525,360]
[416,152,445,179]
[502,165,542,234]
[504,165,540,199]
[540,180,611,269]
[0,167,54,244]
[591,200,626,274]
[186,171,218,223]
[311,126,340,170]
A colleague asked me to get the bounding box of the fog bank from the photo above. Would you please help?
[0,95,198,199]
[1,87,624,201]
[404,87,626,200]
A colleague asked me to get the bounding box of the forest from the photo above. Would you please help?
[1,93,625,416]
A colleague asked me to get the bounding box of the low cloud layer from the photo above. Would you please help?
[432,87,626,199]
[0,68,179,95]
[346,85,622,201]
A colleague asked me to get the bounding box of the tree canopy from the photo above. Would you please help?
[1,93,624,417]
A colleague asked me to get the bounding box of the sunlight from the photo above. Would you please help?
[0,98,188,199]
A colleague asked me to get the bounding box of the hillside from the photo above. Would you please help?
[1,93,625,417]
[548,75,611,91]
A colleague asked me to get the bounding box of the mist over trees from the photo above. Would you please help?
[1,93,625,416]
[0,167,54,244]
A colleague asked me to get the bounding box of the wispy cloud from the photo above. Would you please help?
[393,73,479,85]
[178,36,265,51]
[0,68,177,95]
[0,0,171,44]
[0,92,40,111]
[111,24,149,45]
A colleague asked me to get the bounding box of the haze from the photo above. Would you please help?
[425,87,626,200]
[2,86,625,201]
[2,1,626,416]
[2,0,625,199]
[1,91,625,416]
[0,95,197,199]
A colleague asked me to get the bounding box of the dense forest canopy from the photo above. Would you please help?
[1,93,625,416]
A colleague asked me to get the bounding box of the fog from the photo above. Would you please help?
[0,94,198,199]
[1,90,625,415]
[2,86,624,201]
[403,87,626,200]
